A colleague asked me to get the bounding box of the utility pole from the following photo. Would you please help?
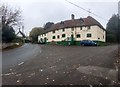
[118,1,120,82]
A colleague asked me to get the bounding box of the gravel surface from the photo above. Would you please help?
[2,44,119,86]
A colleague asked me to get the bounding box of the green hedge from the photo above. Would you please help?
[41,41,107,46]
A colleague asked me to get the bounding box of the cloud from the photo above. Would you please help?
[1,0,118,36]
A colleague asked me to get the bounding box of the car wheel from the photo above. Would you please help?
[81,44,84,46]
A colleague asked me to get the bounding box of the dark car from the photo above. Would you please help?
[80,40,98,46]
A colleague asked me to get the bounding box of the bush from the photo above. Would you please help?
[2,25,16,43]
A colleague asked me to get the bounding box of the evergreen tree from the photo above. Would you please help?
[106,14,119,43]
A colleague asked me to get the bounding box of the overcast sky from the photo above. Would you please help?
[1,0,119,36]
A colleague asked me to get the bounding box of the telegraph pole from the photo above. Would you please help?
[118,1,120,82]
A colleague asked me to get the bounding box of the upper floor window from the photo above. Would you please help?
[53,30,55,33]
[87,33,92,37]
[71,27,74,31]
[62,28,65,32]
[76,34,81,38]
[87,26,91,29]
[62,34,66,38]
[80,27,82,30]
[60,21,64,24]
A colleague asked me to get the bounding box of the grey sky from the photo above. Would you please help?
[1,0,119,36]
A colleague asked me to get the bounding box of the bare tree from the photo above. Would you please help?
[0,4,23,43]
[0,4,22,27]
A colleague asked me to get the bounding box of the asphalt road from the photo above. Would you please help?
[2,44,119,86]
[2,43,41,71]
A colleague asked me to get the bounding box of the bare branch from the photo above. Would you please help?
[0,4,22,28]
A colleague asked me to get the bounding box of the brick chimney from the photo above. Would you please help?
[71,14,75,20]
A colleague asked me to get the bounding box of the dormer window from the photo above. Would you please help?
[60,21,64,24]
[79,18,84,23]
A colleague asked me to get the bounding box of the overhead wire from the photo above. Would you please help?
[65,0,108,21]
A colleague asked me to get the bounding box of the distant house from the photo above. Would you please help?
[38,14,106,44]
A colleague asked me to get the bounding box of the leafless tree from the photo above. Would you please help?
[0,4,22,28]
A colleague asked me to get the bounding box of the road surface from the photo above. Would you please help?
[2,44,119,85]
[2,43,41,71]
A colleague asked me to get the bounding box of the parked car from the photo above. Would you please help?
[80,40,98,46]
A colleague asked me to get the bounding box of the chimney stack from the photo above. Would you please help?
[71,14,75,20]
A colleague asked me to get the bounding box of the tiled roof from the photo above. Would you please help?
[43,16,105,34]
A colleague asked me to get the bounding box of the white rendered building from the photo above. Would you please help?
[38,14,106,44]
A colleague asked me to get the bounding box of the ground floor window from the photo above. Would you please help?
[57,35,60,39]
[62,34,66,38]
[52,36,56,39]
[87,33,92,37]
[76,34,81,38]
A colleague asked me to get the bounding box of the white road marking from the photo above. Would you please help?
[16,74,22,76]
[16,80,20,83]
[18,62,24,66]
[89,85,93,87]
[2,72,16,76]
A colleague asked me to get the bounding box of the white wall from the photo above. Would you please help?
[38,25,106,43]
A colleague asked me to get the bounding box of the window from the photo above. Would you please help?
[76,34,81,38]
[103,35,104,39]
[79,18,84,23]
[80,27,82,30]
[87,33,92,37]
[62,28,65,32]
[44,34,46,36]
[71,28,74,31]
[44,37,47,42]
[40,38,43,42]
[53,30,55,33]
[62,34,65,38]
[61,21,64,24]
[87,26,91,29]
[52,36,55,39]
[57,35,60,39]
